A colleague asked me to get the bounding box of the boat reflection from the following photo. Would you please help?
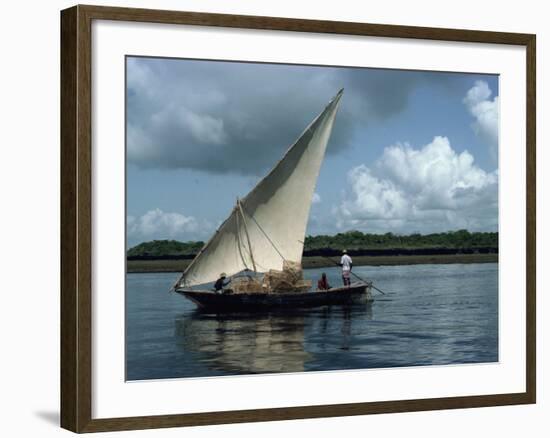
[174,303,373,375]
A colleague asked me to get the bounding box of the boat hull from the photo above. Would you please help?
[175,282,371,312]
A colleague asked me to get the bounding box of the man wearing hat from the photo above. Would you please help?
[340,249,353,286]
[214,273,232,293]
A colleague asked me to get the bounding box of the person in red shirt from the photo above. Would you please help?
[317,272,331,290]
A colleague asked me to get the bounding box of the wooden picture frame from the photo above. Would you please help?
[61,4,536,433]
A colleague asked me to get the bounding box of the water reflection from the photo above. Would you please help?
[174,303,373,375]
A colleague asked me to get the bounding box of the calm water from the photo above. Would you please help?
[126,263,498,380]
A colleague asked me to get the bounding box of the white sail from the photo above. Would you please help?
[178,90,343,287]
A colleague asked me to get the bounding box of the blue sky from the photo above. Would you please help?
[126,57,499,247]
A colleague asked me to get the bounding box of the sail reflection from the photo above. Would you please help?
[175,311,311,374]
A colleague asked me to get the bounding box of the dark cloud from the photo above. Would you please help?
[342,68,419,118]
[126,57,461,175]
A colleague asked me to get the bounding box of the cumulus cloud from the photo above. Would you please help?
[127,209,212,243]
[336,136,498,233]
[126,57,458,175]
[312,192,321,204]
[463,80,499,160]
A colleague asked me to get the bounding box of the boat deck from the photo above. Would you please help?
[175,282,371,311]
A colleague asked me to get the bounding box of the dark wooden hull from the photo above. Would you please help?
[175,282,371,312]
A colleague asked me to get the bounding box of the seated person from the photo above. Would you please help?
[317,272,330,290]
[214,273,232,293]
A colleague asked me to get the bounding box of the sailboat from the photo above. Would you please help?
[173,89,372,311]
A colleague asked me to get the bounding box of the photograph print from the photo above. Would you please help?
[125,56,499,380]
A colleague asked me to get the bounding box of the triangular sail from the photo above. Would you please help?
[177,90,343,287]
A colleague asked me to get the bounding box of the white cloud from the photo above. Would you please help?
[127,209,212,243]
[312,192,321,204]
[336,136,498,233]
[179,108,227,145]
[463,80,499,160]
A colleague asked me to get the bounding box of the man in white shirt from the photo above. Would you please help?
[340,249,353,286]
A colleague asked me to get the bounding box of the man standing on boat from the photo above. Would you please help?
[214,273,231,293]
[340,250,353,286]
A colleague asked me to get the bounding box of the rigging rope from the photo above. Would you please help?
[240,204,286,261]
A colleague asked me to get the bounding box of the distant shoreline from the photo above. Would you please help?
[127,253,498,273]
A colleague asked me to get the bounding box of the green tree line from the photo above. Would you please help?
[127,240,204,257]
[127,230,498,257]
[304,229,498,250]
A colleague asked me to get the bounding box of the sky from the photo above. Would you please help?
[126,56,499,248]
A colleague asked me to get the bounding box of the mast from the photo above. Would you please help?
[237,198,257,272]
